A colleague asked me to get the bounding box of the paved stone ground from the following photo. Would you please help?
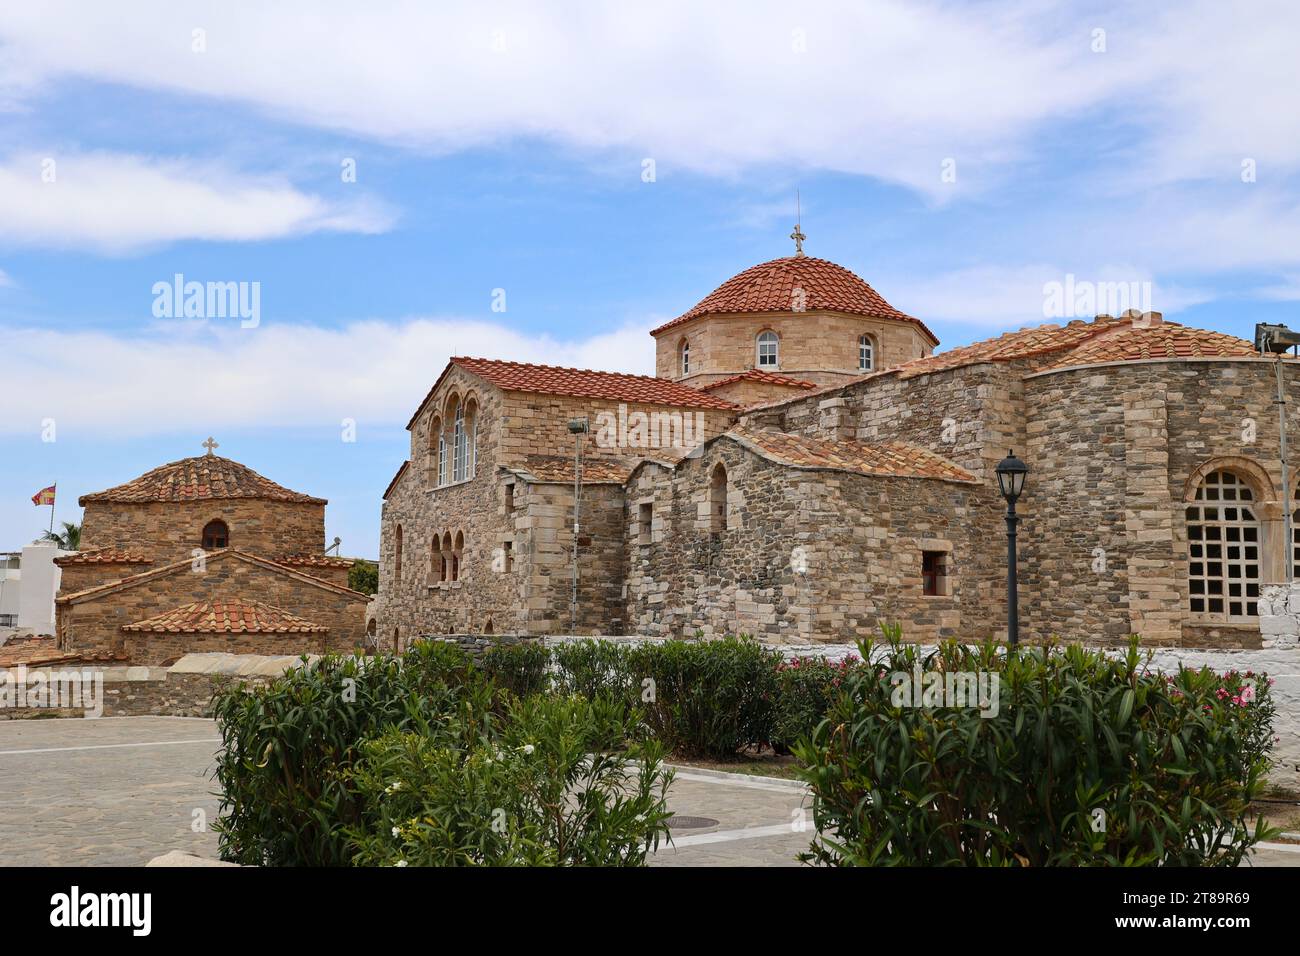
[1,716,1297,868]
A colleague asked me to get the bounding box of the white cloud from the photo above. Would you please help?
[0,1,1137,200]
[0,315,656,436]
[0,151,394,253]
[883,264,1213,326]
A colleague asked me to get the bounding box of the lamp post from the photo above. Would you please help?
[995,451,1028,647]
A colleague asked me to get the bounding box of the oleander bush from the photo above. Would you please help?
[794,630,1280,867]
[551,639,638,701]
[481,642,552,699]
[212,642,489,866]
[347,693,673,866]
[770,654,865,755]
[627,636,781,758]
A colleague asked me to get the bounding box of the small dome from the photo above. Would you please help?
[652,255,936,344]
[79,455,325,506]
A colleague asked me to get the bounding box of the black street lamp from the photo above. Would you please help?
[995,450,1029,647]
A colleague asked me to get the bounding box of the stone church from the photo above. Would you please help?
[52,447,369,665]
[377,240,1298,649]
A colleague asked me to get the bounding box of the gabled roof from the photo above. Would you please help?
[650,256,938,344]
[80,455,325,506]
[724,427,977,483]
[382,460,410,500]
[405,357,737,429]
[57,548,370,605]
[503,455,638,485]
[54,548,151,567]
[0,635,80,668]
[277,554,355,570]
[122,598,327,634]
[699,368,818,392]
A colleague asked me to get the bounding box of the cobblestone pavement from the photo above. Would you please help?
[2,717,1297,868]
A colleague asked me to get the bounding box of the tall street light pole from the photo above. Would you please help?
[568,417,589,633]
[995,451,1029,647]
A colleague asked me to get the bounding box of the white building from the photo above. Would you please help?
[0,542,67,639]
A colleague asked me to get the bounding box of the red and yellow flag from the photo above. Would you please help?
[31,484,56,506]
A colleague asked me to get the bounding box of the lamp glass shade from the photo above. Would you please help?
[995,452,1028,501]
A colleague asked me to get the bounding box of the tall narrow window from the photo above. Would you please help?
[681,340,690,375]
[709,463,728,532]
[1187,471,1260,618]
[451,399,466,482]
[757,331,779,368]
[465,398,478,478]
[858,334,875,372]
[202,519,229,549]
[502,540,514,573]
[441,532,452,583]
[1293,485,1300,580]
[430,415,444,486]
[394,525,403,581]
[453,531,464,582]
[639,502,653,545]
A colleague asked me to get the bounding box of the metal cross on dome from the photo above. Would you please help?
[202,437,219,457]
[790,223,806,256]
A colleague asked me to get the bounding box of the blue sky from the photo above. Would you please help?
[3,1,1300,556]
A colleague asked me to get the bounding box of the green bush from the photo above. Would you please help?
[551,639,637,701]
[347,693,673,866]
[795,631,1280,866]
[211,644,489,866]
[481,642,552,699]
[770,654,864,754]
[628,636,781,759]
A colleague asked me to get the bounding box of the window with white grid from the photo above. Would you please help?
[756,331,779,367]
[1186,471,1260,618]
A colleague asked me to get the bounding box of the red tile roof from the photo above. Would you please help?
[650,256,938,344]
[121,598,328,634]
[80,455,325,506]
[727,427,977,483]
[508,455,637,484]
[448,357,737,410]
[54,548,151,566]
[277,554,355,570]
[699,369,818,392]
[1041,322,1258,369]
[0,635,80,668]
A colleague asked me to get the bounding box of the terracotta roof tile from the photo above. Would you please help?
[1042,322,1258,368]
[699,369,818,391]
[727,427,977,483]
[0,635,80,668]
[449,357,737,410]
[54,548,151,566]
[277,554,355,570]
[80,455,325,506]
[508,455,637,484]
[651,256,937,344]
[122,598,328,634]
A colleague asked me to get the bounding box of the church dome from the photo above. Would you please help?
[651,255,937,344]
[79,454,325,505]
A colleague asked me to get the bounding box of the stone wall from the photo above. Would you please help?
[80,498,326,567]
[623,437,991,643]
[656,310,934,385]
[58,553,368,662]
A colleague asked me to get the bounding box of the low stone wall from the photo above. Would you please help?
[0,653,315,719]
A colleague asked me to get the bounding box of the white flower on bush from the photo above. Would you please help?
[391,826,401,838]
[394,860,408,868]
[522,744,535,756]
[385,780,402,794]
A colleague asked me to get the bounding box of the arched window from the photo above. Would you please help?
[709,463,728,533]
[858,334,875,372]
[756,331,779,368]
[453,531,464,582]
[464,397,479,479]
[1186,471,1260,618]
[442,532,453,583]
[680,339,690,375]
[451,399,467,482]
[202,519,229,550]
[394,525,403,581]
[429,415,444,486]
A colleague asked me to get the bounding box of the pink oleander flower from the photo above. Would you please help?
[1241,685,1256,704]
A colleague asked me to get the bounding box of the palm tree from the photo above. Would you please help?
[42,521,81,551]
